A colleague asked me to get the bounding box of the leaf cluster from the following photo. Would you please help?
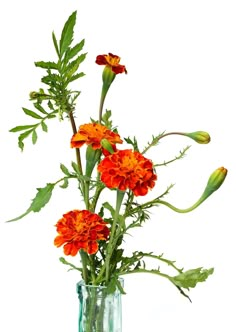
[10,11,86,150]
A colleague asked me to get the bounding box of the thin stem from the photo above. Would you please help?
[105,190,125,283]
[69,111,83,174]
[141,253,183,273]
[119,268,171,281]
[80,250,88,284]
[156,198,204,213]
[98,85,107,123]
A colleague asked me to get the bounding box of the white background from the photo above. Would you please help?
[0,1,235,331]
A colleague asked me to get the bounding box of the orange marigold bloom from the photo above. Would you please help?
[71,123,123,150]
[54,210,110,256]
[96,53,127,74]
[97,149,157,196]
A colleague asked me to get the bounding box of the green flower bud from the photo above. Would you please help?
[29,91,40,100]
[101,138,114,154]
[186,131,211,144]
[85,145,101,177]
[203,167,228,196]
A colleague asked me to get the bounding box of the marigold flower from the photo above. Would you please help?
[96,53,127,74]
[97,149,157,196]
[54,210,110,255]
[71,123,123,150]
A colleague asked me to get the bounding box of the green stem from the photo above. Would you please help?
[142,131,189,155]
[156,198,205,213]
[119,268,171,281]
[69,111,83,174]
[105,190,125,283]
[141,253,183,273]
[80,250,89,284]
[98,85,108,123]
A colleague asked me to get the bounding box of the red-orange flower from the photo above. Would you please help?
[54,210,110,255]
[96,53,127,74]
[71,123,123,150]
[97,149,157,196]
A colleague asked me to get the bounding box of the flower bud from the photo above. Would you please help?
[201,167,228,201]
[205,167,227,193]
[29,91,40,100]
[85,145,101,177]
[186,131,211,144]
[101,138,115,154]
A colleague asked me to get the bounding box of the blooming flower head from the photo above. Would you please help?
[54,210,110,255]
[97,149,157,196]
[96,53,127,74]
[71,123,123,150]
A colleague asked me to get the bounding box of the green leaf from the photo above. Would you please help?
[18,129,34,150]
[63,53,87,82]
[52,31,60,57]
[66,72,85,84]
[41,73,60,86]
[32,130,37,144]
[34,61,58,70]
[59,257,82,272]
[103,202,115,218]
[30,183,55,212]
[60,11,77,57]
[34,103,48,114]
[41,121,48,132]
[9,125,35,132]
[171,267,214,289]
[22,108,42,119]
[60,163,71,176]
[71,161,81,174]
[6,183,55,222]
[65,39,85,61]
[48,100,54,110]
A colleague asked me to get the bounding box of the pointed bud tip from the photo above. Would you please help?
[206,166,228,193]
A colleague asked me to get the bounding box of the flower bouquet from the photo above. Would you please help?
[7,11,227,332]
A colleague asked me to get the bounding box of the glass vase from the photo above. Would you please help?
[76,280,123,332]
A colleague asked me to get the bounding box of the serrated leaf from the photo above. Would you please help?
[52,31,60,57]
[41,122,48,132]
[65,39,85,61]
[32,130,37,144]
[65,53,87,78]
[22,108,42,119]
[34,61,58,70]
[9,125,35,132]
[18,129,34,151]
[34,103,48,114]
[41,73,60,86]
[6,183,55,222]
[66,72,85,84]
[60,11,77,57]
[30,183,55,212]
[60,163,71,176]
[171,267,214,289]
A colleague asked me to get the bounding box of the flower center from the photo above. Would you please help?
[105,54,120,67]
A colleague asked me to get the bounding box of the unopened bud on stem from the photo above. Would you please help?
[185,131,211,144]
